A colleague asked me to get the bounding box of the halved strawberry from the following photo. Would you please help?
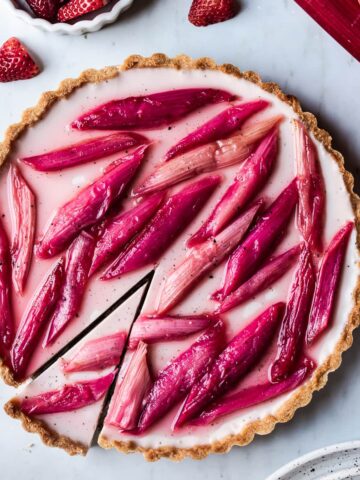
[25,0,59,20]
[0,38,40,83]
[188,0,237,27]
[57,0,108,22]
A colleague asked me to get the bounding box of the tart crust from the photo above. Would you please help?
[1,53,359,460]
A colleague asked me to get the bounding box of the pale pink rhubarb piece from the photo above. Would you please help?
[164,100,269,161]
[20,372,116,416]
[191,357,315,426]
[175,303,285,427]
[128,315,215,350]
[0,219,14,359]
[90,192,165,275]
[62,332,127,373]
[71,89,234,131]
[270,245,315,383]
[213,178,298,301]
[102,175,220,280]
[44,232,96,346]
[8,165,36,294]
[138,320,225,432]
[188,127,279,246]
[133,115,283,196]
[218,244,302,313]
[36,145,147,259]
[306,222,354,344]
[155,200,263,315]
[105,342,151,431]
[11,259,65,380]
[21,132,147,172]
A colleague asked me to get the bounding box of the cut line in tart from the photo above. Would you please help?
[0,54,359,461]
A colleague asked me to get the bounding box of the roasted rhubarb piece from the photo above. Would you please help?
[90,192,164,275]
[175,303,285,427]
[102,176,220,280]
[138,320,225,431]
[133,115,283,196]
[128,314,215,349]
[11,259,65,380]
[0,219,14,359]
[188,127,278,246]
[71,88,234,131]
[20,372,116,416]
[105,342,151,431]
[270,246,315,383]
[62,332,127,373]
[294,119,325,253]
[37,145,146,258]
[164,100,268,161]
[44,232,96,346]
[218,244,301,313]
[8,165,36,294]
[306,222,354,344]
[213,179,298,301]
[21,132,147,172]
[154,200,262,314]
[191,357,315,426]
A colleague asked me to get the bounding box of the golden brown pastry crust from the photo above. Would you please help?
[1,53,359,460]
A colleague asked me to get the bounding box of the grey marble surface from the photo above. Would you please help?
[0,1,359,478]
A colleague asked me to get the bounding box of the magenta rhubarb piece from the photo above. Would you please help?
[11,259,65,380]
[8,166,36,295]
[62,332,127,373]
[36,145,147,259]
[218,244,302,313]
[164,100,269,161]
[306,222,354,345]
[20,372,116,416]
[0,219,14,359]
[175,303,285,427]
[138,320,225,432]
[128,314,215,350]
[155,200,263,315]
[213,178,298,301]
[90,192,165,275]
[270,246,315,383]
[191,357,315,426]
[102,175,220,280]
[44,232,96,346]
[188,127,279,246]
[294,119,325,253]
[133,115,283,196]
[71,88,234,131]
[21,132,147,172]
[106,342,151,431]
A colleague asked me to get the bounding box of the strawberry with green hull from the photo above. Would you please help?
[138,320,225,432]
[11,259,65,381]
[164,100,269,161]
[106,342,151,431]
[22,132,147,172]
[306,222,354,345]
[25,0,59,20]
[190,357,316,426]
[36,145,147,259]
[44,232,96,346]
[213,179,299,301]
[175,303,285,428]
[133,115,283,196]
[0,37,40,83]
[62,332,127,373]
[217,244,302,313]
[0,219,14,360]
[102,175,220,280]
[270,246,315,383]
[57,0,108,22]
[154,200,263,315]
[71,88,234,131]
[90,192,165,276]
[188,127,278,247]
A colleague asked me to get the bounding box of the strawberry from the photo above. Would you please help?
[188,0,237,27]
[57,0,108,22]
[25,0,59,20]
[0,38,40,83]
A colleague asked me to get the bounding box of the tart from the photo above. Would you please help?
[0,54,359,461]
